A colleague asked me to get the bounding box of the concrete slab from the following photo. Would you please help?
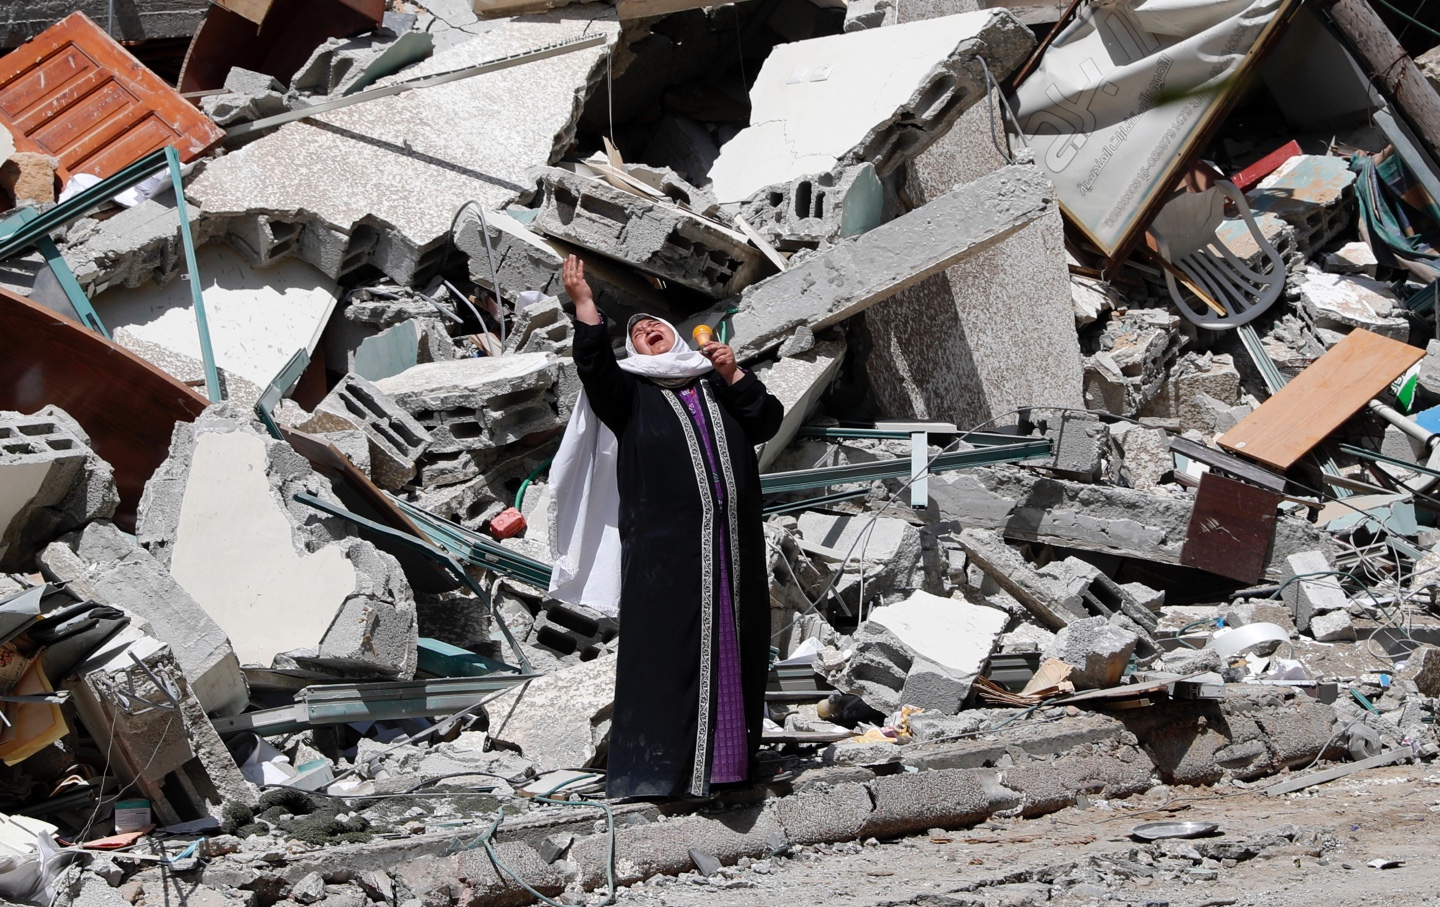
[706,10,1032,203]
[91,244,338,390]
[931,465,1330,581]
[711,164,1057,361]
[138,409,418,677]
[187,10,621,285]
[865,589,1007,676]
[38,521,248,717]
[755,337,846,471]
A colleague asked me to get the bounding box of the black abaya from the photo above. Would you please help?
[571,319,784,799]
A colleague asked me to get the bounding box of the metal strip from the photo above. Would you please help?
[255,348,310,440]
[758,439,1052,494]
[0,149,169,262]
[225,34,609,139]
[294,493,534,674]
[1,208,110,337]
[910,431,928,508]
[166,146,220,403]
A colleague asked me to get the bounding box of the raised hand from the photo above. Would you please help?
[563,254,600,324]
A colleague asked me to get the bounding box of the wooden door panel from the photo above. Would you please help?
[0,12,222,181]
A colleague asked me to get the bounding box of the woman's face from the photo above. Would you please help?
[630,318,675,355]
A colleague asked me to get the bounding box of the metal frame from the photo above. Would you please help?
[758,439,1052,495]
[165,146,220,402]
[255,348,311,439]
[294,492,533,673]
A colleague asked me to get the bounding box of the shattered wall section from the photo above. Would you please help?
[136,406,418,678]
[187,10,622,285]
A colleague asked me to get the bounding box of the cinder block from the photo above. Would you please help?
[736,163,884,250]
[527,167,767,299]
[300,373,432,490]
[0,410,118,572]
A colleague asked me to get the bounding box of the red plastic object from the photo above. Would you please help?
[1231,140,1301,194]
[489,507,528,540]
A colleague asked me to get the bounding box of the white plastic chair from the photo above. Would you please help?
[1148,180,1286,331]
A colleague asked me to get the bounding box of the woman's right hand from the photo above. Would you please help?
[564,255,601,325]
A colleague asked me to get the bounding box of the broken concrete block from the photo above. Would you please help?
[488,653,617,771]
[954,529,1083,630]
[527,167,767,298]
[843,0,896,30]
[1248,155,1357,255]
[504,293,574,356]
[61,197,227,297]
[64,630,255,825]
[867,590,1007,680]
[828,622,914,713]
[187,13,621,285]
[933,466,1330,580]
[1308,609,1356,642]
[298,373,432,491]
[1045,412,1108,481]
[91,244,340,395]
[37,522,248,717]
[1279,550,1346,633]
[1114,425,1172,490]
[707,10,1034,203]
[0,409,119,572]
[137,406,418,678]
[1,152,58,207]
[1139,352,1241,434]
[1223,600,1297,635]
[719,165,1057,361]
[797,511,921,608]
[755,337,846,472]
[1295,266,1409,341]
[1419,339,1440,400]
[199,67,287,126]
[1042,617,1136,690]
[375,354,559,459]
[1084,310,1182,418]
[528,600,617,662]
[736,164,884,250]
[1323,241,1379,277]
[1397,644,1440,697]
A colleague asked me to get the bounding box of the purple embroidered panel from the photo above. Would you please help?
[680,384,748,785]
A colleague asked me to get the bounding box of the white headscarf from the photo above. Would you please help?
[548,315,713,615]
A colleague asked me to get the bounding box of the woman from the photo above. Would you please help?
[548,254,783,799]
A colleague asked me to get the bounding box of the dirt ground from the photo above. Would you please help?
[598,763,1440,907]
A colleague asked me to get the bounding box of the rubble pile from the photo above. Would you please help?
[3,0,1440,904]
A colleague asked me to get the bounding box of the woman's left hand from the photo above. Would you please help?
[701,342,742,384]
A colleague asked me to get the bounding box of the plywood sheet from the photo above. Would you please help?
[0,12,223,181]
[1219,329,1424,470]
[1180,473,1281,584]
[0,287,209,531]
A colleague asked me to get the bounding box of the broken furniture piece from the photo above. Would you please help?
[0,13,223,182]
[1148,181,1286,330]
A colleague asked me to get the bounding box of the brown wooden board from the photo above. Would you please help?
[1218,329,1424,470]
[178,0,384,93]
[0,287,209,531]
[1180,473,1281,584]
[0,13,224,180]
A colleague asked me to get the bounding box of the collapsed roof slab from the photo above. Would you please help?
[705,9,1033,205]
[863,0,1079,429]
[712,164,1056,362]
[930,465,1331,582]
[187,10,621,286]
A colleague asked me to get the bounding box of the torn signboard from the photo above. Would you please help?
[1009,0,1300,262]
